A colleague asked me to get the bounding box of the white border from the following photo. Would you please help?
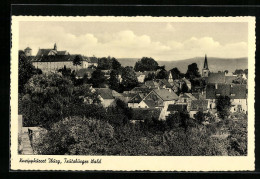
[10,16,255,171]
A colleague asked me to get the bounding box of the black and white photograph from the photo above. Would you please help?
[10,16,255,171]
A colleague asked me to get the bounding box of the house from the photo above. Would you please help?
[165,104,187,118]
[135,72,146,83]
[128,93,148,108]
[32,44,89,72]
[93,88,123,108]
[130,86,152,96]
[177,93,197,111]
[189,100,209,118]
[144,79,173,90]
[206,84,247,113]
[144,88,179,107]
[143,89,179,120]
[121,92,137,103]
[206,71,238,84]
[86,56,99,67]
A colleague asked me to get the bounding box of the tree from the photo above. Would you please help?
[170,67,182,80]
[179,111,191,132]
[216,95,231,119]
[34,117,115,155]
[244,69,248,75]
[112,58,121,70]
[20,73,74,129]
[226,117,247,155]
[185,63,200,79]
[89,69,107,88]
[73,55,82,66]
[121,66,139,91]
[166,112,181,129]
[98,57,111,70]
[180,82,189,93]
[19,50,42,93]
[156,69,168,79]
[234,69,244,75]
[109,70,120,91]
[144,72,156,82]
[20,73,101,129]
[134,57,159,72]
[194,111,206,124]
[58,66,76,80]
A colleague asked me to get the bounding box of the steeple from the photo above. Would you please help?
[54,43,57,51]
[202,54,210,77]
[203,54,208,70]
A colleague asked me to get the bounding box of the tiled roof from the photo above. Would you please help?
[184,93,197,100]
[207,72,226,83]
[153,89,179,101]
[56,51,67,55]
[36,49,53,56]
[167,104,187,112]
[225,76,237,84]
[24,47,32,50]
[190,100,208,111]
[206,84,247,99]
[33,54,86,62]
[158,79,172,88]
[145,80,159,88]
[94,88,116,99]
[143,99,156,108]
[131,86,152,94]
[207,72,238,84]
[191,93,200,99]
[128,93,144,103]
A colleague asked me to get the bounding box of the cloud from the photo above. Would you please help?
[19,24,247,61]
[165,23,175,32]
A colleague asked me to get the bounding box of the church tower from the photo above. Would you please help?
[54,43,57,51]
[202,54,210,77]
[24,47,32,56]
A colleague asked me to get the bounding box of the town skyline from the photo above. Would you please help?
[19,21,248,61]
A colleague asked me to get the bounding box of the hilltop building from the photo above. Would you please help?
[31,44,89,73]
[24,47,32,57]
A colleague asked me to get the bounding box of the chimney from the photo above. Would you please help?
[215,83,218,89]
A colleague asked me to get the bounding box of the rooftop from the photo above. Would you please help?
[153,89,179,101]
[190,100,208,111]
[206,84,247,99]
[167,104,187,112]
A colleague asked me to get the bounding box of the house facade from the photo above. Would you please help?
[94,88,123,108]
[206,83,247,114]
[32,44,89,73]
[189,99,209,118]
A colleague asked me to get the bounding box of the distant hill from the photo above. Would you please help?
[117,58,139,67]
[118,57,248,73]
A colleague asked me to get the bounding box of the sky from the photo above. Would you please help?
[19,21,248,61]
